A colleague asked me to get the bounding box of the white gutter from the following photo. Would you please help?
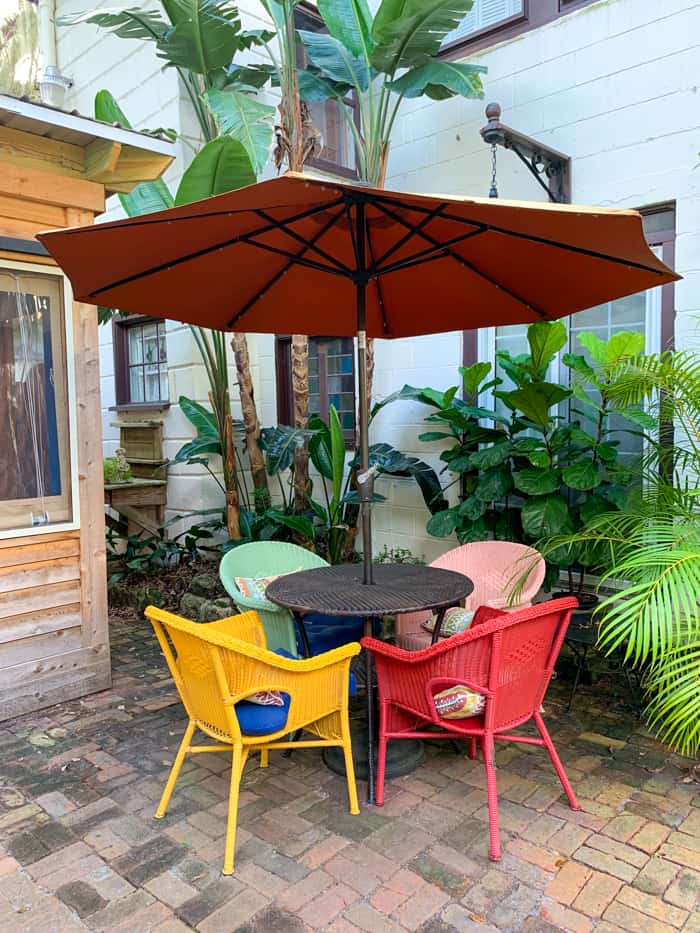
[37,0,72,108]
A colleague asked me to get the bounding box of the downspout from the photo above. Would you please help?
[37,0,72,108]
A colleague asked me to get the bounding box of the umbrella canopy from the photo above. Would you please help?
[39,172,677,338]
[38,173,678,585]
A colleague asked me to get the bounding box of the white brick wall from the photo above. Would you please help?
[58,0,699,560]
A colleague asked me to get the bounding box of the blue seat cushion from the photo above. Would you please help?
[234,648,295,737]
[235,693,290,736]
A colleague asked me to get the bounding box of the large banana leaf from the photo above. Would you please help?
[371,0,474,74]
[298,70,352,102]
[298,30,370,91]
[157,0,245,74]
[366,443,447,514]
[94,91,174,218]
[318,0,373,60]
[203,89,275,174]
[259,425,313,474]
[387,61,485,100]
[329,406,346,506]
[174,137,256,206]
[57,8,168,41]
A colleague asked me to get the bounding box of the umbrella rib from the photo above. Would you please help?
[373,200,550,320]
[226,206,346,328]
[253,209,352,274]
[370,202,449,272]
[366,225,389,336]
[366,192,667,278]
[375,227,488,278]
[343,197,360,270]
[86,201,346,299]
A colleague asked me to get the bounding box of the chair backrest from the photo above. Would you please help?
[480,597,575,731]
[146,607,274,741]
[220,541,328,598]
[432,541,545,610]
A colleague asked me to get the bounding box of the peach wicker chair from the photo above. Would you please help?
[394,541,545,651]
[145,606,360,875]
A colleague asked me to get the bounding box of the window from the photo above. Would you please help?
[441,0,599,57]
[295,7,358,178]
[443,0,523,47]
[276,336,356,444]
[113,316,169,408]
[472,206,676,461]
[0,264,74,533]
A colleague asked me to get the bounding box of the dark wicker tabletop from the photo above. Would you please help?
[266,563,473,617]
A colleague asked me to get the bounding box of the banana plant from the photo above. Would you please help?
[295,0,486,186]
[58,1,276,164]
[94,90,264,538]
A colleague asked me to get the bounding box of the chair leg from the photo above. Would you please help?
[375,702,388,807]
[481,734,501,861]
[468,737,478,760]
[341,726,360,816]
[260,748,269,769]
[223,745,248,876]
[155,720,195,819]
[535,711,580,811]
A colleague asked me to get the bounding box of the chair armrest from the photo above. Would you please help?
[228,589,281,614]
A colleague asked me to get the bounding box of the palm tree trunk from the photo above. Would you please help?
[231,333,269,503]
[291,334,310,512]
[223,414,240,539]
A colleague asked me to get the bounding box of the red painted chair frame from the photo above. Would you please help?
[362,597,580,861]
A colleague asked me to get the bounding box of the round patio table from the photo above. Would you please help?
[266,563,473,803]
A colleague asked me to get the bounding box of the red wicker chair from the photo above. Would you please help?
[362,597,580,861]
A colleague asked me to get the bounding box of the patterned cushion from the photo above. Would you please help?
[246,690,284,707]
[422,607,475,637]
[234,576,278,599]
[433,684,485,719]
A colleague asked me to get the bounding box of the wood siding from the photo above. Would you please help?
[0,155,110,720]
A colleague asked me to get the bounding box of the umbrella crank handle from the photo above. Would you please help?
[357,465,379,585]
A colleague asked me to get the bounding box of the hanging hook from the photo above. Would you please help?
[489,143,499,199]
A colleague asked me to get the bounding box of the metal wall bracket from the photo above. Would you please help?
[480,103,571,204]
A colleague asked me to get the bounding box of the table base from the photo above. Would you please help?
[322,723,424,783]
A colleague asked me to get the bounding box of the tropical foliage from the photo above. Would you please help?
[295,0,486,185]
[259,406,445,564]
[548,347,700,756]
[377,322,648,587]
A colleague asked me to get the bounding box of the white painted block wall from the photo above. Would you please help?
[57,0,699,561]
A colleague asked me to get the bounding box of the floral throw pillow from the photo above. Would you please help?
[234,576,278,599]
[433,684,485,719]
[246,690,285,707]
[422,607,475,637]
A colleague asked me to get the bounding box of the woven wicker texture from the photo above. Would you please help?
[362,597,580,861]
[395,541,545,650]
[145,606,360,874]
[266,563,473,616]
[219,542,329,655]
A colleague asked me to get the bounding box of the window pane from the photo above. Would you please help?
[142,324,159,364]
[0,269,73,531]
[444,0,523,45]
[128,326,143,364]
[309,99,356,171]
[129,367,145,402]
[144,365,160,402]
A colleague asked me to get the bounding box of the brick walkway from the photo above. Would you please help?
[0,617,698,932]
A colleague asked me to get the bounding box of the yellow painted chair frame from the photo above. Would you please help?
[145,606,361,875]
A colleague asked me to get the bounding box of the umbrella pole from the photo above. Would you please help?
[356,200,374,585]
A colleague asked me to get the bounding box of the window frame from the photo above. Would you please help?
[294,4,360,180]
[275,335,357,448]
[464,204,676,375]
[440,0,600,59]
[112,314,170,412]
[0,258,80,540]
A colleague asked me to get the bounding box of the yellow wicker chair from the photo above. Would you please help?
[145,606,361,875]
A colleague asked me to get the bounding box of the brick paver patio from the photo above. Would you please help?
[0,616,698,932]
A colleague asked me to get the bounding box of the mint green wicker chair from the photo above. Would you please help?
[219,542,329,656]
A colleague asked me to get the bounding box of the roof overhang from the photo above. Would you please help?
[0,94,175,196]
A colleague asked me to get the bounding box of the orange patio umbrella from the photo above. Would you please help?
[38,172,678,583]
